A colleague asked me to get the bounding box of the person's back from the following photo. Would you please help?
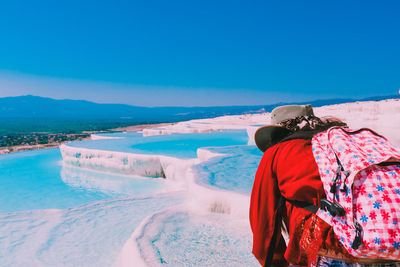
[250,104,400,267]
[251,138,354,266]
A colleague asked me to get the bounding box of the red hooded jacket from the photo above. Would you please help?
[250,139,352,266]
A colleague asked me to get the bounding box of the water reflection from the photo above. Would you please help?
[61,164,168,197]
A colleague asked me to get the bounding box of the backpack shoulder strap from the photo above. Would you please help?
[264,196,286,267]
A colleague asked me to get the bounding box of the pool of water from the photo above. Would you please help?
[0,129,259,266]
[68,130,249,159]
[0,148,169,213]
[194,145,263,195]
[137,208,258,266]
[0,192,185,267]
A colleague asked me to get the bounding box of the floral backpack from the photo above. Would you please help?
[311,126,400,259]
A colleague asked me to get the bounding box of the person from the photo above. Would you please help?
[249,104,400,267]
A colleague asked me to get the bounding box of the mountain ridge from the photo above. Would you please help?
[0,94,398,135]
[1,94,399,120]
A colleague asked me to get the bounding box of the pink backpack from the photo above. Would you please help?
[311,127,400,259]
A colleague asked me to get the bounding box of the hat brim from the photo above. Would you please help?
[255,125,292,152]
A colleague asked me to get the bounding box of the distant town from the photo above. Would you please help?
[0,133,91,154]
[0,122,173,155]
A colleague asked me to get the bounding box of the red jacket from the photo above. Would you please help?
[250,139,352,266]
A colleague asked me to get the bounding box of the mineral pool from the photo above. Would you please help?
[0,130,261,266]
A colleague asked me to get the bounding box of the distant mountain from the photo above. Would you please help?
[1,94,398,120]
[0,95,265,121]
[0,94,398,135]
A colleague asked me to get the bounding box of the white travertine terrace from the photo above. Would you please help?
[91,134,124,140]
[58,99,400,266]
[61,99,400,220]
[140,99,400,145]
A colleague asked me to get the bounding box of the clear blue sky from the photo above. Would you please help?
[0,0,399,106]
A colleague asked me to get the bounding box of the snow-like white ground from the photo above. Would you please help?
[1,99,399,266]
[0,192,185,267]
[313,99,400,146]
[142,99,400,146]
[114,98,400,266]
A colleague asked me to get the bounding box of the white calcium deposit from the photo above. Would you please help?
[57,98,400,266]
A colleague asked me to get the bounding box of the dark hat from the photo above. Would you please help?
[255,104,314,152]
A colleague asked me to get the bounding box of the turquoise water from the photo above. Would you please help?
[0,148,168,213]
[194,145,263,195]
[0,130,249,213]
[0,129,258,266]
[137,209,258,266]
[0,192,185,267]
[68,130,249,158]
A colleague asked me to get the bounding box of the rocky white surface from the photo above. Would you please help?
[4,99,398,267]
[57,98,400,266]
[142,99,400,146]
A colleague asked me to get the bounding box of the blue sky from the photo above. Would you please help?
[0,0,399,106]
